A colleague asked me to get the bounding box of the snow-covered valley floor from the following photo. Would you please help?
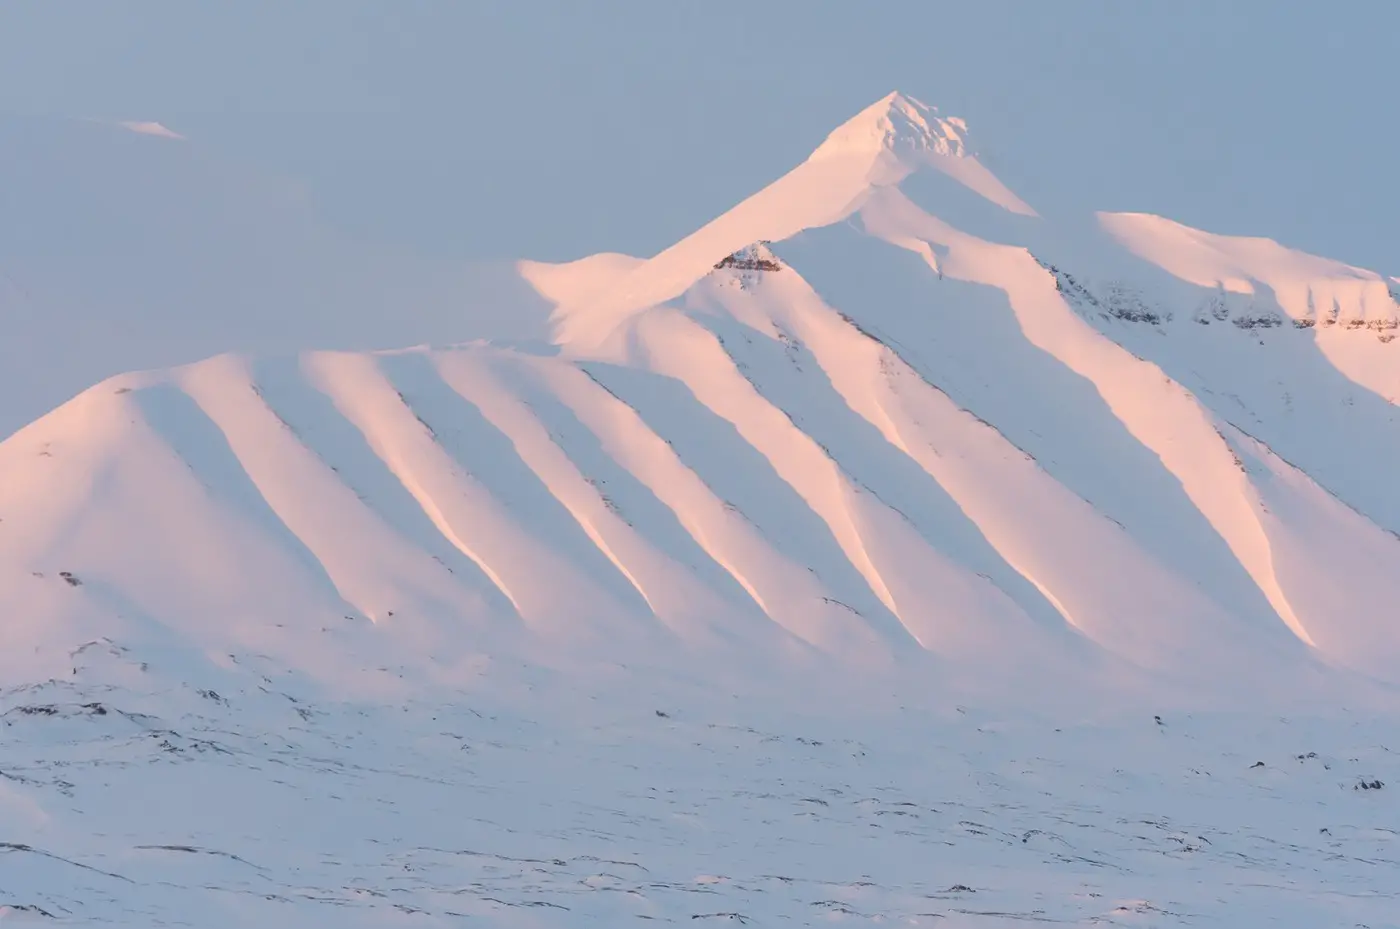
[4,663,1397,927]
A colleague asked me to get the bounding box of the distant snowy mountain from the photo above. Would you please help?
[4,93,1400,926]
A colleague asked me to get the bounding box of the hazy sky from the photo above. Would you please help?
[1,1,1395,271]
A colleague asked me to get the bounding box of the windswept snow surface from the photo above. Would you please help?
[5,92,1400,926]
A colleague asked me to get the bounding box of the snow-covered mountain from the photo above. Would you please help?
[10,91,1400,689]
[5,93,1400,925]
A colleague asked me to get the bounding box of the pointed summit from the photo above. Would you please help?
[540,91,1036,350]
[812,92,970,163]
[806,91,1035,216]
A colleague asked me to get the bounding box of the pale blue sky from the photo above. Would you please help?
[1,1,1395,271]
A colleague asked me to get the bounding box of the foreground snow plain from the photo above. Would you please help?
[3,94,1399,925]
[5,672,1399,926]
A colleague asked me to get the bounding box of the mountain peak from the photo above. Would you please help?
[811,92,970,163]
[804,91,1035,216]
